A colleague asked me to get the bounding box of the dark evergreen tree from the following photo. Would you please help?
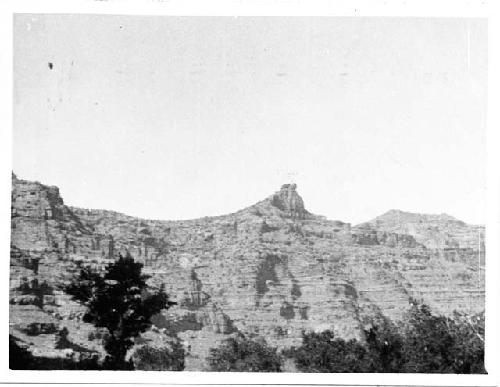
[363,318,405,372]
[447,312,485,374]
[402,303,457,373]
[64,253,175,369]
[401,304,486,374]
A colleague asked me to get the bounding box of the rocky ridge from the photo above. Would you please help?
[9,174,485,370]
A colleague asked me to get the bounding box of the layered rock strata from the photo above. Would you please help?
[10,175,485,370]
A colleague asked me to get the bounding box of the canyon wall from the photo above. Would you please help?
[10,175,485,370]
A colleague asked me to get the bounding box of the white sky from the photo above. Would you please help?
[13,15,487,225]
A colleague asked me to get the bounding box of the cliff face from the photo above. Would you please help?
[361,209,485,252]
[9,176,485,370]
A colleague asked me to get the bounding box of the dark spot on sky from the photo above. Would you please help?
[48,62,53,70]
[119,25,123,29]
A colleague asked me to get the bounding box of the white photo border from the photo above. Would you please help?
[0,0,498,386]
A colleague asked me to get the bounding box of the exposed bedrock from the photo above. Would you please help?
[9,175,485,367]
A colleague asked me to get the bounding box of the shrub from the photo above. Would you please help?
[287,330,368,372]
[285,303,486,374]
[363,318,405,372]
[133,342,185,371]
[401,303,455,373]
[208,335,282,372]
[401,304,486,373]
[448,312,485,374]
[9,335,101,370]
[55,327,71,349]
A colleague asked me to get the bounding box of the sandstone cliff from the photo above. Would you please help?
[9,176,485,370]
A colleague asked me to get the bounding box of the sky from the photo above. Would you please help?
[13,15,487,225]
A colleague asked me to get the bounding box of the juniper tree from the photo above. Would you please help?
[64,253,175,369]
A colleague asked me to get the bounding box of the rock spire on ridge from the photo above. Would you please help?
[270,183,308,219]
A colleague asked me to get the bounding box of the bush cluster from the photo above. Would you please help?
[206,303,485,374]
[287,303,486,374]
[132,342,185,371]
[11,248,484,373]
[207,335,282,372]
[9,335,101,370]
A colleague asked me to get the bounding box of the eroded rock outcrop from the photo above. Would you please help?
[270,184,309,219]
[9,176,485,370]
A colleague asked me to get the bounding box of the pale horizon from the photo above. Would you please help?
[13,15,487,225]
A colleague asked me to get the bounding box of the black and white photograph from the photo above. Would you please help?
[1,1,499,385]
